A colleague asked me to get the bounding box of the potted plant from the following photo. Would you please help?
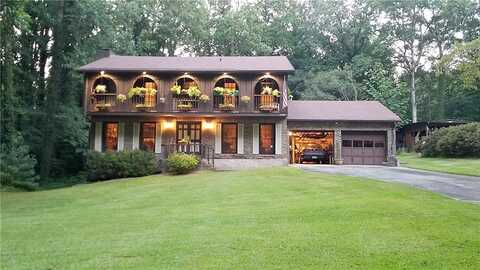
[240,95,251,104]
[116,94,127,103]
[199,94,210,103]
[259,86,279,112]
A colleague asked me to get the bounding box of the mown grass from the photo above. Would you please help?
[398,152,480,177]
[2,167,479,269]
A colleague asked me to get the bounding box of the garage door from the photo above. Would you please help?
[342,131,386,165]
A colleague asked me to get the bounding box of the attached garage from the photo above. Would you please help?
[341,131,386,165]
[287,100,401,166]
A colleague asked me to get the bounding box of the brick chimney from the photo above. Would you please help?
[94,49,115,60]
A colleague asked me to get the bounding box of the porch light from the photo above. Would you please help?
[265,72,270,76]
[100,71,105,75]
[142,71,147,75]
[184,72,189,75]
[164,120,174,129]
[203,120,214,129]
[223,72,228,75]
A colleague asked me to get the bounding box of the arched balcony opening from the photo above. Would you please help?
[171,75,202,111]
[254,77,281,112]
[213,77,239,111]
[129,76,158,110]
[92,76,117,111]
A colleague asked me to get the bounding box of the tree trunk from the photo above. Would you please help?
[39,0,65,179]
[411,70,417,123]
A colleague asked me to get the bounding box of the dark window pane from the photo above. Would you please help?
[375,141,385,148]
[342,140,352,147]
[222,123,237,154]
[353,140,363,147]
[259,124,275,154]
[103,123,118,151]
[141,122,156,152]
[364,140,373,147]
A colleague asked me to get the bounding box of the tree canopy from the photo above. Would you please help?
[1,0,479,184]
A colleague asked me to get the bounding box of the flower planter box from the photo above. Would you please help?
[95,103,112,111]
[177,103,193,111]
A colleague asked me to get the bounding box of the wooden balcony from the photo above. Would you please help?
[254,95,280,112]
[88,95,284,114]
[213,95,239,112]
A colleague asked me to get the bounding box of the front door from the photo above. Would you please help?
[176,121,201,153]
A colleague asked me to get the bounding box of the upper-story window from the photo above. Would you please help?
[213,77,239,111]
[92,76,117,111]
[130,76,158,110]
[171,76,203,111]
[254,77,280,112]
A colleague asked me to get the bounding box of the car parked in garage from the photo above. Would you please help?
[299,148,330,164]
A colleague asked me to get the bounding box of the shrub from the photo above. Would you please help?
[0,136,39,191]
[86,150,157,181]
[417,123,480,157]
[166,153,199,174]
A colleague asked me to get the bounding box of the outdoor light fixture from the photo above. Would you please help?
[164,120,174,129]
[184,72,189,75]
[203,120,214,129]
[223,72,228,75]
[142,71,147,75]
[266,72,270,76]
[100,71,105,75]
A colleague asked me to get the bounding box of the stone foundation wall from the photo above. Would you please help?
[214,158,288,170]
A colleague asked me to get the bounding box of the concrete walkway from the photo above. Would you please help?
[295,164,480,202]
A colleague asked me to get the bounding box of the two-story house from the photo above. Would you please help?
[79,50,400,170]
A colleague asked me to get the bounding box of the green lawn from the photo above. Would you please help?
[2,168,479,270]
[398,152,480,177]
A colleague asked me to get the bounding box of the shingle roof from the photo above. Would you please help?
[287,100,401,122]
[78,55,294,73]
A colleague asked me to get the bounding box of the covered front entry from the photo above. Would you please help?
[289,130,334,164]
[341,131,386,165]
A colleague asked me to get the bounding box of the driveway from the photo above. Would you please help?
[296,164,480,202]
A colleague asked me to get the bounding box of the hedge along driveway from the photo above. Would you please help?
[2,168,480,269]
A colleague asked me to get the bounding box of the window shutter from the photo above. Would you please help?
[118,122,125,151]
[132,122,140,150]
[215,123,222,154]
[275,122,282,155]
[155,122,162,153]
[94,122,102,151]
[238,123,244,154]
[252,123,259,154]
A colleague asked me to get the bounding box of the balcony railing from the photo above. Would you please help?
[213,95,239,112]
[131,94,156,111]
[89,94,283,114]
[254,95,280,112]
[172,98,200,112]
[92,93,116,111]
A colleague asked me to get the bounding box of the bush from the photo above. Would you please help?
[0,136,39,191]
[417,123,480,157]
[86,150,157,181]
[166,153,199,174]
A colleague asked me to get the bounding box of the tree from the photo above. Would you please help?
[375,0,435,123]
[440,38,480,90]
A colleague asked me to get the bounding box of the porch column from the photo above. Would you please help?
[334,129,343,165]
[386,128,397,166]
